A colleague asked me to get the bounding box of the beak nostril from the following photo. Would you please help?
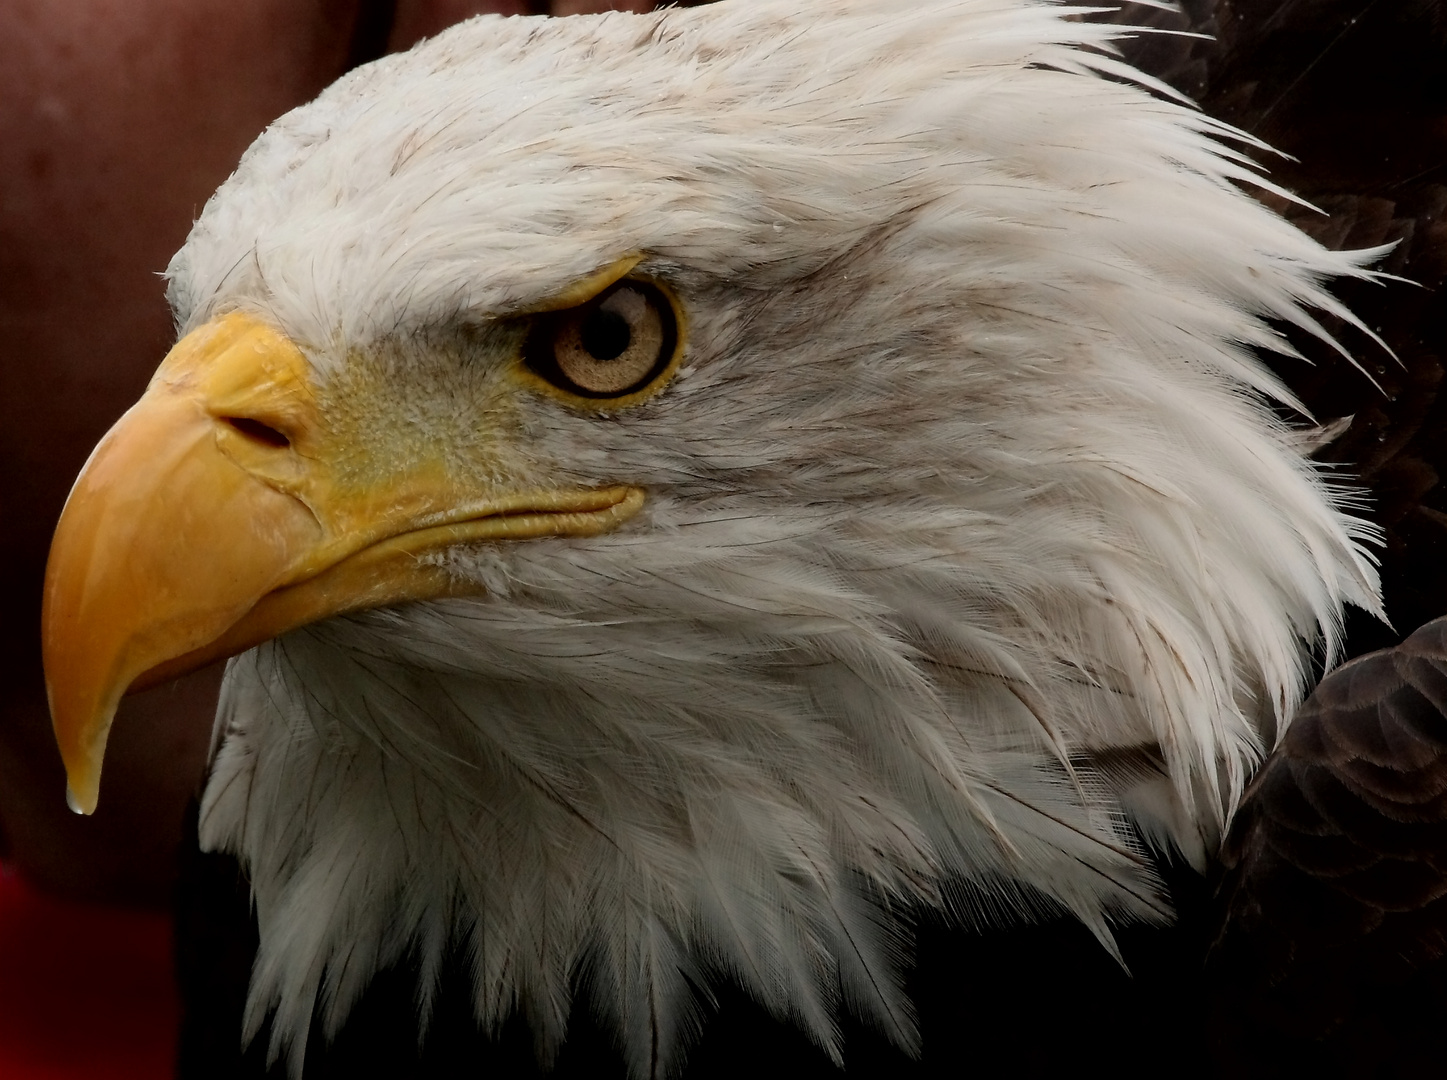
[224,416,292,449]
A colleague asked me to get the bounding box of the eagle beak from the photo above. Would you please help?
[42,312,643,813]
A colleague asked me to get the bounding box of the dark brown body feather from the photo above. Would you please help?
[1208,618,1447,1075]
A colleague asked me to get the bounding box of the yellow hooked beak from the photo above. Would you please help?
[42,312,643,813]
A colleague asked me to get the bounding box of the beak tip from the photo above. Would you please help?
[65,783,96,816]
[45,677,107,816]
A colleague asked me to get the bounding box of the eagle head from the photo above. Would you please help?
[42,0,1381,1073]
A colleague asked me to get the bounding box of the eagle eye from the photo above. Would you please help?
[523,279,678,400]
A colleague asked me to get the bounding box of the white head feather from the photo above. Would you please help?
[170,0,1382,1073]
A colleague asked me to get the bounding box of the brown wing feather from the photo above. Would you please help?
[1206,618,1447,1072]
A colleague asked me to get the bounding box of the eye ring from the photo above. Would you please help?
[522,278,680,402]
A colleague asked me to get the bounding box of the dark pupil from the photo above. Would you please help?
[580,306,631,361]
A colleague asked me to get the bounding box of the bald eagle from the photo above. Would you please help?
[42,0,1436,1075]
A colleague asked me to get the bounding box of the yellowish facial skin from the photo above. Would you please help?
[43,311,646,814]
